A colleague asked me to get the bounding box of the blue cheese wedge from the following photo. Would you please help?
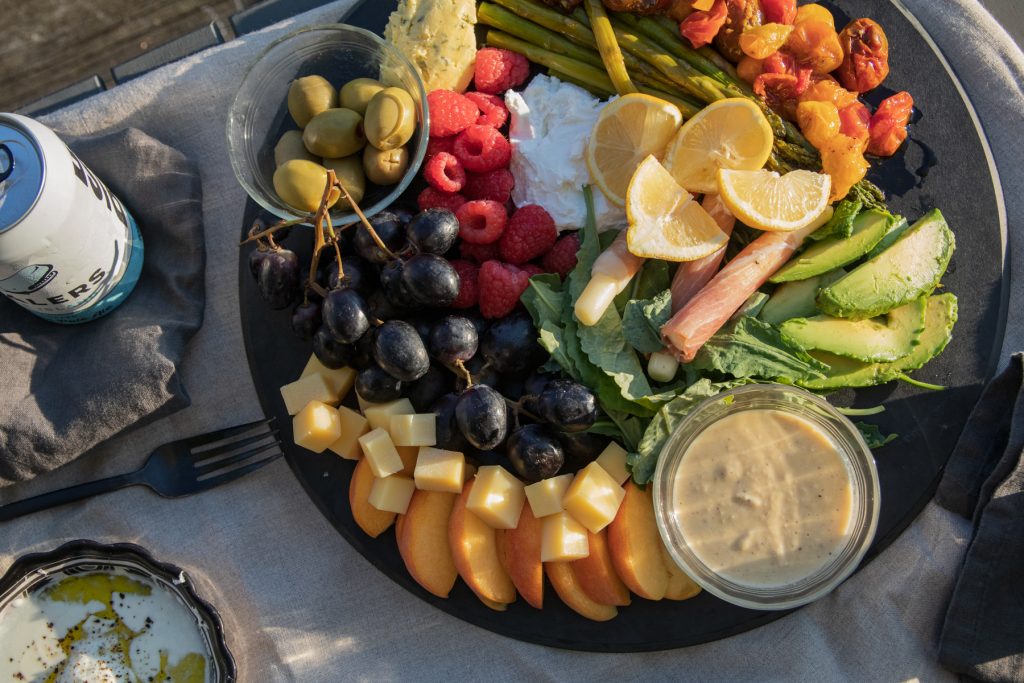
[385,0,477,93]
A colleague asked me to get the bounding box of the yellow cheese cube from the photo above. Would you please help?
[414,447,466,493]
[300,354,356,400]
[524,474,574,518]
[363,398,415,432]
[327,405,370,460]
[466,465,525,529]
[280,373,338,416]
[541,512,590,562]
[357,428,404,478]
[595,441,630,485]
[368,475,416,514]
[390,413,437,447]
[292,401,342,453]
[562,462,626,533]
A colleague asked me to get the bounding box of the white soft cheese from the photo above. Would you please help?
[505,75,627,232]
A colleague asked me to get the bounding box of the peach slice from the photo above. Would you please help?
[449,480,517,605]
[661,542,701,601]
[545,561,618,622]
[497,504,544,609]
[479,596,509,612]
[396,445,419,478]
[396,489,459,598]
[607,480,669,600]
[349,456,396,538]
[573,529,631,607]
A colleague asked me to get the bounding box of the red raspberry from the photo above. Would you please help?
[541,232,580,279]
[453,125,512,173]
[474,48,530,95]
[459,241,500,264]
[499,204,557,264]
[427,90,479,138]
[464,169,515,203]
[478,260,531,319]
[423,152,466,193]
[449,259,479,309]
[418,187,466,213]
[465,92,509,128]
[455,200,507,244]
[425,136,456,160]
[521,263,544,277]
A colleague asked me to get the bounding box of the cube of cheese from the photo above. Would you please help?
[595,441,630,485]
[368,475,416,514]
[466,465,525,529]
[390,413,437,447]
[280,373,338,415]
[357,428,404,478]
[563,462,626,533]
[414,447,466,493]
[300,354,356,400]
[541,512,590,562]
[327,405,370,460]
[524,474,574,518]
[363,398,415,432]
[292,401,342,453]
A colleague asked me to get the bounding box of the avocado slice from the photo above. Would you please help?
[865,216,909,259]
[760,269,846,325]
[817,209,955,320]
[780,297,926,362]
[770,209,896,283]
[798,293,958,391]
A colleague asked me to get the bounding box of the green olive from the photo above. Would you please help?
[274,130,318,167]
[363,87,417,151]
[339,78,386,116]
[287,76,337,128]
[363,145,410,186]
[273,159,340,213]
[323,156,366,210]
[302,108,366,159]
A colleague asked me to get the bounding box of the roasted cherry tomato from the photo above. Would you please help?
[714,0,763,62]
[800,75,858,109]
[836,18,890,92]
[739,23,794,59]
[754,72,802,120]
[838,101,871,149]
[868,91,914,156]
[760,0,796,25]
[736,55,765,84]
[785,19,845,74]
[794,3,834,28]
[796,100,841,151]
[679,0,728,49]
[820,134,869,201]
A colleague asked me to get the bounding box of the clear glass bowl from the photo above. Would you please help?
[653,384,880,611]
[226,24,428,223]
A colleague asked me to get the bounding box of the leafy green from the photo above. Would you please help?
[622,290,673,354]
[807,198,862,242]
[628,379,752,484]
[579,304,656,403]
[520,274,576,380]
[692,317,829,382]
[630,259,671,301]
[856,421,899,448]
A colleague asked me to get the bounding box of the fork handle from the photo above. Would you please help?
[0,472,141,522]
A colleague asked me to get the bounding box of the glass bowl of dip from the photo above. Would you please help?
[653,384,880,611]
[0,541,234,682]
[226,24,429,224]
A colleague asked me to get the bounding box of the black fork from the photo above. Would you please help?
[0,418,281,522]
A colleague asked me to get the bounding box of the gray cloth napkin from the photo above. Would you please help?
[0,128,204,486]
[938,353,1024,682]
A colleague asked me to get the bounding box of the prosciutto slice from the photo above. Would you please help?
[670,195,736,313]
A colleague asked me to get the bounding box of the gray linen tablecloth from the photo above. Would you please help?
[1,1,1021,680]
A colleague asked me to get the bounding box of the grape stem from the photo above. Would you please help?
[453,360,473,387]
[334,177,398,261]
[240,216,306,246]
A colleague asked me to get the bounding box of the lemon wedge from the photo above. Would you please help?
[663,98,774,194]
[626,155,729,261]
[586,94,683,207]
[717,168,832,232]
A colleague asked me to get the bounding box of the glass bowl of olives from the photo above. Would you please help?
[227,24,429,223]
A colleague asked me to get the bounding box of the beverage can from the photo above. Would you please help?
[0,113,144,324]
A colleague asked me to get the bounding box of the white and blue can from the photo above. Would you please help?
[0,114,144,324]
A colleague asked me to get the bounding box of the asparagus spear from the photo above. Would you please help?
[547,68,614,97]
[486,30,619,93]
[584,0,637,95]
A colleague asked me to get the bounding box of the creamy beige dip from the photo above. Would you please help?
[673,409,854,588]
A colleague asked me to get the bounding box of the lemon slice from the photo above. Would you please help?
[663,98,774,194]
[717,169,832,232]
[626,155,729,261]
[586,94,683,207]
